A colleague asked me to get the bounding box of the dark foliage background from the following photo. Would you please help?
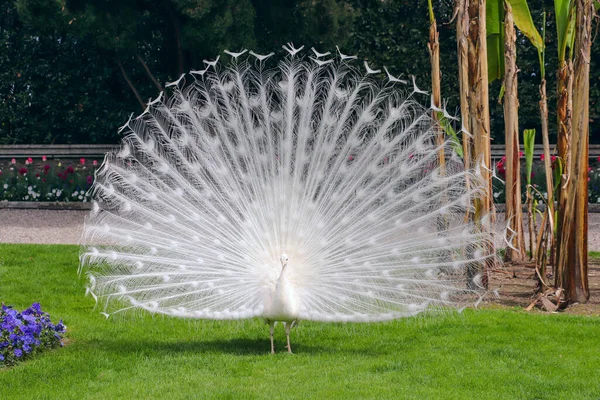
[0,0,598,144]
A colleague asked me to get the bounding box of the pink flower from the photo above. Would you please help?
[597,156,600,163]
[11,158,16,164]
[540,154,545,161]
[93,160,98,166]
[42,156,47,162]
[501,156,506,162]
[27,157,33,164]
[80,158,86,165]
[551,155,557,162]
[348,155,354,161]
[519,151,524,158]
[86,175,93,185]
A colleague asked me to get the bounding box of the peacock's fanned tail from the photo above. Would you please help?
[80,48,493,322]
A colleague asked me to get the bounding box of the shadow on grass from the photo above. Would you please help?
[91,337,384,356]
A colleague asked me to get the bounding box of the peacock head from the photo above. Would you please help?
[280,253,289,268]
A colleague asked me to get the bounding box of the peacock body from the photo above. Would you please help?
[80,45,493,352]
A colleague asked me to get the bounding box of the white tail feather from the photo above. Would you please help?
[81,52,493,322]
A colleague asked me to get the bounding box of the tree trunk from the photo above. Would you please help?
[535,77,553,288]
[136,54,163,92]
[117,60,145,111]
[555,0,592,304]
[502,1,525,262]
[458,0,494,288]
[429,8,445,170]
[457,0,472,181]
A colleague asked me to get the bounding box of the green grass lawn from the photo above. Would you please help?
[1,244,600,400]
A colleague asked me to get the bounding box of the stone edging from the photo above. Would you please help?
[0,201,92,210]
[1,201,599,212]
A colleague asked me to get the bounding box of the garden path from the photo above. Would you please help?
[1,209,600,250]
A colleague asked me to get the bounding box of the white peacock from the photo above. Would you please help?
[80,44,492,354]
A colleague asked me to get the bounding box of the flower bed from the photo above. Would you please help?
[492,155,600,204]
[0,303,66,367]
[0,157,99,202]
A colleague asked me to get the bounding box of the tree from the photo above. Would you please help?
[486,0,544,262]
[554,0,593,304]
[456,0,494,287]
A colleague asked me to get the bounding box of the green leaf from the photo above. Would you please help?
[538,11,546,79]
[486,0,543,81]
[523,129,536,186]
[509,0,544,52]
[436,111,463,158]
[555,0,575,62]
[486,0,505,82]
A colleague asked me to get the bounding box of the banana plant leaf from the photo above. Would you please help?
[523,128,536,186]
[487,0,544,82]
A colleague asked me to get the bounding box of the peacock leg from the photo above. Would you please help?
[284,322,293,353]
[269,321,275,354]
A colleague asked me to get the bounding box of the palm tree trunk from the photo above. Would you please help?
[535,77,553,287]
[458,0,494,288]
[429,5,445,170]
[555,0,592,304]
[502,1,525,262]
[457,0,472,182]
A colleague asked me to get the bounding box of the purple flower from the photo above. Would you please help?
[1,302,66,366]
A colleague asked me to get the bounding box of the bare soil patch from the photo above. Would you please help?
[486,258,600,315]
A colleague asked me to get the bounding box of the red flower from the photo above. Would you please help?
[42,156,47,162]
[597,156,600,163]
[43,164,51,174]
[93,160,98,166]
[35,173,40,178]
[501,156,506,162]
[496,161,504,169]
[86,175,93,185]
[540,154,545,161]
[42,178,46,183]
[18,167,27,175]
[66,166,75,174]
[26,157,33,164]
[348,155,354,161]
[80,158,86,165]
[551,155,557,162]
[519,151,524,157]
